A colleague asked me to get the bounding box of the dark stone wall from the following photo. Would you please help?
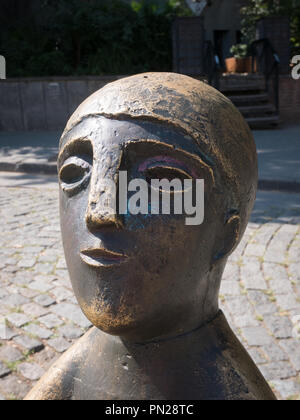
[256,17,291,75]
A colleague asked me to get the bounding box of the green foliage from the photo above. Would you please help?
[230,44,249,59]
[240,0,300,55]
[0,0,191,77]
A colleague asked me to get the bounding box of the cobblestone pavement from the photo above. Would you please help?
[0,175,299,400]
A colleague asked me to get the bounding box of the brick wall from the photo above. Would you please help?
[279,75,300,124]
[0,76,123,131]
[0,74,299,131]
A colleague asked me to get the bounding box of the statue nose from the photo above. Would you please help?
[86,181,124,230]
[85,154,124,230]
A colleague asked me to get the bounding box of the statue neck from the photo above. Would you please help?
[82,310,246,400]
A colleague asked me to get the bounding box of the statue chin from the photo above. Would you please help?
[78,297,144,337]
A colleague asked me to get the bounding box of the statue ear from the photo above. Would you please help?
[213,214,241,261]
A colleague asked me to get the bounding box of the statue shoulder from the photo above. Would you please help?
[211,311,276,400]
[24,327,97,400]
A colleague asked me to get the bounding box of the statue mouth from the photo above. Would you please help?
[80,248,128,268]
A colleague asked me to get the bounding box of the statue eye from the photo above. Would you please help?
[144,166,192,194]
[59,157,92,196]
[145,166,191,184]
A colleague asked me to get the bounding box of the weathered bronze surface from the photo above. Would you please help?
[25,73,276,400]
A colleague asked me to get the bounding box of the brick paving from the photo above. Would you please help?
[0,177,299,400]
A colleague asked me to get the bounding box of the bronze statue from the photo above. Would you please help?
[25,73,276,400]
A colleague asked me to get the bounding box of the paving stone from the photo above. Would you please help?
[261,343,289,362]
[220,281,240,296]
[21,246,44,255]
[244,242,266,258]
[56,258,67,269]
[289,263,300,283]
[51,287,73,302]
[20,289,40,299]
[17,363,45,381]
[38,254,57,263]
[55,269,69,280]
[265,225,299,264]
[241,257,267,290]
[3,294,29,308]
[24,324,52,340]
[0,289,8,299]
[288,236,300,263]
[58,325,84,340]
[21,303,49,318]
[247,292,278,315]
[17,258,36,268]
[264,315,293,339]
[5,313,30,328]
[247,348,268,365]
[48,338,71,353]
[29,279,53,293]
[38,313,63,329]
[33,348,59,371]
[13,335,44,353]
[263,263,293,295]
[0,373,31,400]
[68,296,78,305]
[247,290,269,305]
[51,303,92,328]
[33,263,54,275]
[256,303,278,316]
[34,294,56,307]
[6,285,24,295]
[0,362,11,378]
[251,223,280,247]
[232,312,260,328]
[259,361,297,381]
[0,346,24,363]
[0,324,18,340]
[11,272,33,286]
[276,294,299,311]
[224,296,253,317]
[34,275,57,284]
[241,326,273,346]
[279,340,300,371]
[271,379,300,400]
[2,266,18,274]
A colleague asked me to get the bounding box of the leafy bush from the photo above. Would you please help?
[240,0,300,55]
[230,44,249,59]
[0,0,191,77]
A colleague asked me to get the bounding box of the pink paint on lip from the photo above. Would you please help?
[139,155,197,178]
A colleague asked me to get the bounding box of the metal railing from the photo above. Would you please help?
[203,41,221,90]
[249,38,280,112]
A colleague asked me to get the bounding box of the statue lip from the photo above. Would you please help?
[80,248,128,268]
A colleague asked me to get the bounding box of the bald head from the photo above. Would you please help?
[61,72,257,245]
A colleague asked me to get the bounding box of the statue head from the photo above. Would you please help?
[58,73,257,342]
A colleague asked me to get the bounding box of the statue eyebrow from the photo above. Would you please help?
[123,139,215,184]
[58,138,93,168]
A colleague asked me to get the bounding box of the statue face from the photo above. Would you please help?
[58,116,220,341]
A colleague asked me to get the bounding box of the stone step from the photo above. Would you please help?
[246,115,280,129]
[238,104,276,118]
[220,75,265,93]
[227,93,269,106]
[221,86,264,94]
